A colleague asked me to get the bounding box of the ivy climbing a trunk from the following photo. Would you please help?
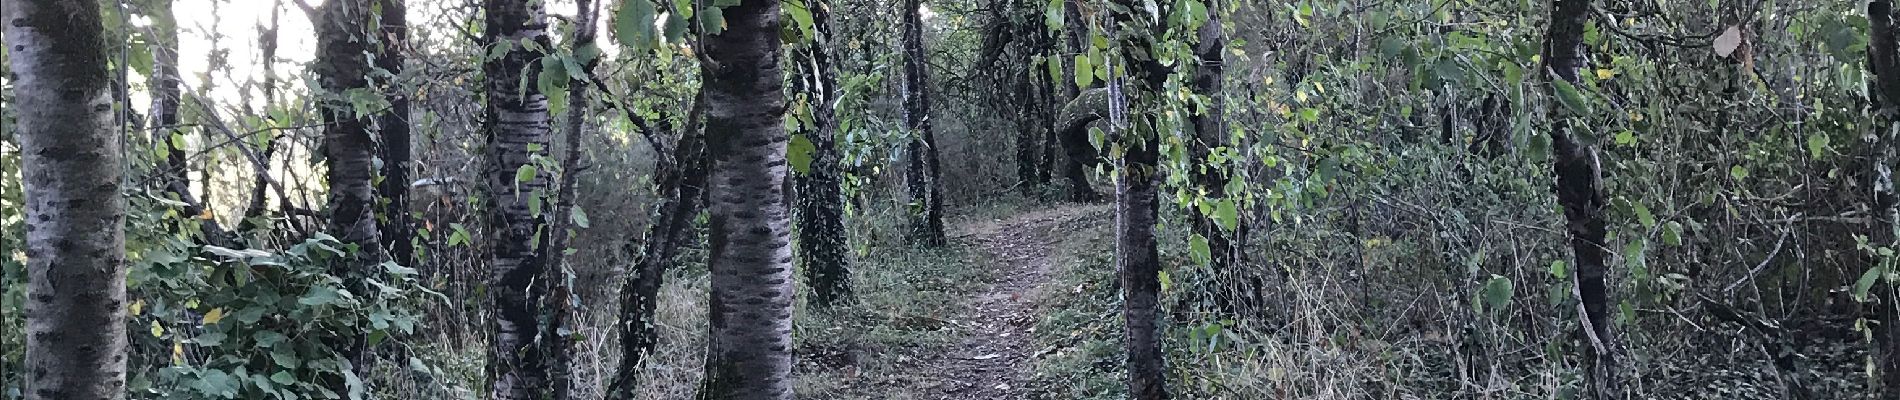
[697,0,797,397]
[481,0,556,397]
[7,1,130,398]
[903,0,947,245]
[795,0,857,309]
[1543,0,1618,397]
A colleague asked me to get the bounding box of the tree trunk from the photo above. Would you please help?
[903,0,947,245]
[482,0,556,397]
[1187,0,1234,273]
[1110,0,1171,397]
[1867,0,1900,394]
[377,0,416,271]
[6,1,131,398]
[1057,0,1099,202]
[696,0,797,398]
[540,1,598,397]
[608,95,707,400]
[312,0,387,389]
[795,0,856,309]
[1543,0,1617,397]
[146,0,235,245]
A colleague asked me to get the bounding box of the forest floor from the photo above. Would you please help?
[881,204,1110,399]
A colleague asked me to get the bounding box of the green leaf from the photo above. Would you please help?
[1481,275,1513,313]
[298,286,342,306]
[516,164,539,183]
[1729,165,1749,181]
[1188,234,1211,266]
[570,206,591,229]
[700,6,727,35]
[1212,199,1239,232]
[1073,54,1094,88]
[1856,265,1884,302]
[1549,260,1569,279]
[1662,221,1684,246]
[616,0,659,49]
[1633,203,1655,228]
[663,12,690,43]
[270,371,296,385]
[1808,132,1831,159]
[1552,78,1591,116]
[787,134,816,174]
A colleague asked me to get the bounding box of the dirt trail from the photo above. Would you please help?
[906,204,1110,399]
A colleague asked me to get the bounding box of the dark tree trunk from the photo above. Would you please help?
[540,1,599,397]
[1543,0,1617,397]
[903,0,947,245]
[6,1,130,398]
[377,0,415,271]
[481,0,556,397]
[696,0,797,398]
[1187,0,1234,273]
[795,0,856,309]
[313,0,387,386]
[1057,0,1100,202]
[146,0,235,245]
[608,95,707,400]
[1110,0,1172,397]
[1867,0,1900,394]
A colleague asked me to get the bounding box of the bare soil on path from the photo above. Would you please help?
[897,204,1110,399]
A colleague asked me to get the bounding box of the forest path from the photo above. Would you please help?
[907,204,1111,399]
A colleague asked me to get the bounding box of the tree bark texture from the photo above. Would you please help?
[1110,0,1171,397]
[6,1,131,398]
[377,0,416,271]
[696,0,797,398]
[313,0,387,385]
[481,0,556,397]
[608,96,707,400]
[794,0,856,309]
[1187,0,1234,273]
[902,0,947,245]
[1057,0,1099,202]
[1543,0,1617,397]
[1866,0,1900,395]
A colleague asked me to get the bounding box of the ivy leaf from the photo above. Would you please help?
[787,134,816,174]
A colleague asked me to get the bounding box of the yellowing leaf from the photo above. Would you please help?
[197,209,214,220]
[130,299,144,316]
[1595,68,1615,80]
[1714,25,1743,58]
[201,308,226,325]
[150,320,165,337]
[171,341,185,365]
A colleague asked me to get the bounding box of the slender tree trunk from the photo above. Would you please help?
[1109,0,1171,397]
[608,95,707,400]
[6,1,130,398]
[795,0,856,309]
[1867,0,1900,394]
[697,0,796,398]
[482,0,556,397]
[1187,0,1234,273]
[146,0,235,245]
[377,0,415,270]
[540,0,598,397]
[1543,0,1617,397]
[312,0,387,390]
[902,0,947,245]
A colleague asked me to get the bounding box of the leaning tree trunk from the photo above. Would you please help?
[1543,0,1617,397]
[539,0,599,397]
[795,0,856,309]
[1867,0,1900,394]
[902,0,947,245]
[6,1,130,398]
[608,95,707,400]
[377,0,415,271]
[696,0,797,398]
[482,0,556,397]
[313,1,388,386]
[1109,0,1171,397]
